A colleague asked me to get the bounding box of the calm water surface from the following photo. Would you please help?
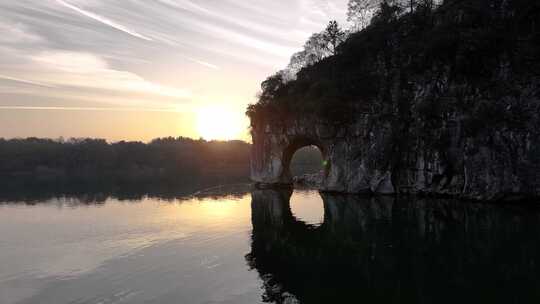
[1,185,540,304]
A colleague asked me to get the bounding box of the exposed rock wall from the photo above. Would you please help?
[250,93,540,201]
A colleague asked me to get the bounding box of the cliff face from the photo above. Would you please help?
[250,93,540,201]
[249,0,540,201]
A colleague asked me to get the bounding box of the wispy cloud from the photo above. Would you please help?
[156,0,213,15]
[30,51,192,99]
[0,0,349,139]
[55,0,153,41]
[182,55,220,70]
[0,22,43,44]
[0,106,180,112]
[0,74,56,88]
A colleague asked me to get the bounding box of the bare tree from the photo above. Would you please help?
[347,0,381,30]
[347,0,426,30]
[284,21,347,80]
[323,20,347,55]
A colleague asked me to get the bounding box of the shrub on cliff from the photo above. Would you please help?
[247,0,540,129]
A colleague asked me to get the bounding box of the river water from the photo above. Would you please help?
[1,185,540,304]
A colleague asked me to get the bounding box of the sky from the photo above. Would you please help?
[0,0,348,142]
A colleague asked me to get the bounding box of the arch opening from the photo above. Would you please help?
[290,145,324,177]
[281,139,329,187]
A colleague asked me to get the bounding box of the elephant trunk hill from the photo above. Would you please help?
[248,0,540,201]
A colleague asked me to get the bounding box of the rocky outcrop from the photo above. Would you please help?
[248,0,540,202]
[250,95,540,201]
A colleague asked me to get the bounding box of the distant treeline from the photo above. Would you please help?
[0,137,251,187]
[0,137,322,190]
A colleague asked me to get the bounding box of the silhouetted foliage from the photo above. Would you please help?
[323,21,348,56]
[281,21,348,81]
[247,0,540,127]
[0,137,251,186]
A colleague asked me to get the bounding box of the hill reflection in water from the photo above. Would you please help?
[247,189,540,304]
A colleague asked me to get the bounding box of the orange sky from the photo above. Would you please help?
[0,0,348,142]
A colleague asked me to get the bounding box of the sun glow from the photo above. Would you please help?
[196,106,246,141]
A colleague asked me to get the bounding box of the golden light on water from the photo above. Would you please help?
[196,105,247,141]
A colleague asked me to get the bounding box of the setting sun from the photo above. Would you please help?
[196,106,247,141]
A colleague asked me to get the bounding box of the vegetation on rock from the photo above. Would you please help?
[247,0,540,128]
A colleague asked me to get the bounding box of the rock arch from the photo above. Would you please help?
[250,117,395,193]
[250,119,333,189]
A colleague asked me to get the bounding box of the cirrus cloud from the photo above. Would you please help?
[55,0,153,41]
[0,0,349,140]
